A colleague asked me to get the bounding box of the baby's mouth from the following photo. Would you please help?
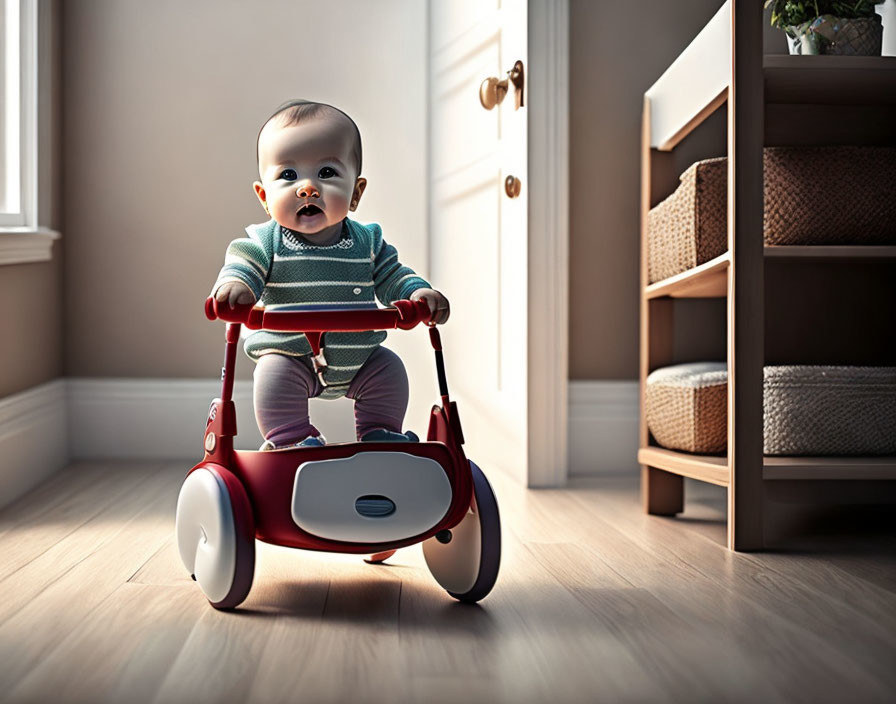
[297,204,323,218]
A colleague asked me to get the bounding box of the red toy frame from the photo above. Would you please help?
[190,297,474,555]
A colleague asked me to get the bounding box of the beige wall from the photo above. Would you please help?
[0,0,63,399]
[22,1,788,396]
[0,249,63,397]
[62,0,427,380]
[568,1,785,380]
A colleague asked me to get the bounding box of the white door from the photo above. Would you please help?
[428,0,529,483]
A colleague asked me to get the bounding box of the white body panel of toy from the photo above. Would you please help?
[291,452,452,542]
[175,468,237,603]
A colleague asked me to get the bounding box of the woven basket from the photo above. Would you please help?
[645,363,896,456]
[645,363,728,454]
[764,147,896,245]
[764,366,896,455]
[647,158,727,284]
[647,147,896,283]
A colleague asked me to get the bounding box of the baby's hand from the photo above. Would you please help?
[410,288,450,325]
[214,281,256,308]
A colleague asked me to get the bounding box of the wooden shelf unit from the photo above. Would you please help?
[638,447,896,484]
[639,1,896,550]
[637,447,729,487]
[763,456,896,481]
[645,246,896,301]
[645,253,730,299]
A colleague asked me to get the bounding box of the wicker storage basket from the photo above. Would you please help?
[764,366,896,455]
[647,146,896,283]
[764,147,896,246]
[647,158,727,284]
[645,363,728,454]
[645,363,896,456]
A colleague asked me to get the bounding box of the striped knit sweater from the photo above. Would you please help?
[213,218,430,399]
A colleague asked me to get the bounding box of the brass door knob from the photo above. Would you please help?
[504,175,522,198]
[479,76,508,110]
[479,60,525,111]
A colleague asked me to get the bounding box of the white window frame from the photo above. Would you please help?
[1,0,58,265]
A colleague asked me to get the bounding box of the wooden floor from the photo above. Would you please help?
[0,461,894,704]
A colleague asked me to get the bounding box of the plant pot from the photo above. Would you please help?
[786,14,883,55]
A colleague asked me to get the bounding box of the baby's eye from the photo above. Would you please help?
[318,166,337,179]
[279,169,297,181]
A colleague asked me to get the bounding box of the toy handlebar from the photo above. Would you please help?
[204,297,433,332]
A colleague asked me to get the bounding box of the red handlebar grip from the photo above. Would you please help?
[205,297,258,323]
[394,299,433,329]
[204,297,434,331]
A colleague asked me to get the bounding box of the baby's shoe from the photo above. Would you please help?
[361,429,419,443]
[259,435,326,450]
[297,435,326,447]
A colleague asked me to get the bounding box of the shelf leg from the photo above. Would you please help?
[642,465,684,515]
[725,0,766,552]
[727,483,764,551]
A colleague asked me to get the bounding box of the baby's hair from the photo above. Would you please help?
[257,99,363,176]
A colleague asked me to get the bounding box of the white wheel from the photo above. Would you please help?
[176,467,255,609]
[423,461,500,603]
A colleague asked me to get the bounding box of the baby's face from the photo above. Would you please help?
[254,114,364,239]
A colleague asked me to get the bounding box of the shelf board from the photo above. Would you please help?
[644,247,896,300]
[647,41,896,150]
[645,253,729,299]
[764,456,896,481]
[764,245,896,259]
[638,447,729,487]
[764,55,896,105]
[640,447,896,484]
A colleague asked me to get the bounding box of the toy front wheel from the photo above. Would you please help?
[422,461,500,603]
[175,466,256,610]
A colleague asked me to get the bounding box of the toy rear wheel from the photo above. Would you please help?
[175,466,255,610]
[422,461,500,603]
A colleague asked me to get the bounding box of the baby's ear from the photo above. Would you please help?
[350,177,367,211]
[253,181,269,214]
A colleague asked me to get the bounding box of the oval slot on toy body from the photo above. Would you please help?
[355,495,396,518]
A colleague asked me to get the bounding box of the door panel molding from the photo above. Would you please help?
[428,0,568,487]
[527,0,569,487]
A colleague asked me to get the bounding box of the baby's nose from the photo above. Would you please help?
[296,181,320,199]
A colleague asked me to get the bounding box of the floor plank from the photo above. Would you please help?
[0,462,894,703]
[8,582,202,704]
[563,477,896,701]
[0,462,180,690]
[0,461,158,583]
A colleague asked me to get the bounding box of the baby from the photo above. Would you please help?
[212,100,450,448]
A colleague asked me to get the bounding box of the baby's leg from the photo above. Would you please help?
[346,346,409,439]
[253,353,323,446]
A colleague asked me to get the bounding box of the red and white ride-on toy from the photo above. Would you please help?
[175,298,501,609]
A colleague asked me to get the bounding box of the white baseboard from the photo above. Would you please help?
[67,378,253,460]
[67,378,641,475]
[0,377,638,507]
[0,380,68,509]
[568,380,640,476]
[67,378,359,460]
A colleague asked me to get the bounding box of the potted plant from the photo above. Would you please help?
[765,1,884,55]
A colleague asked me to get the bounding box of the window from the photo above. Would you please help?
[1,0,33,226]
[0,0,57,263]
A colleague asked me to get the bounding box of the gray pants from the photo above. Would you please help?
[253,346,409,445]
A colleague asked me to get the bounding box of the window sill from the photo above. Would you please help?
[0,228,61,265]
